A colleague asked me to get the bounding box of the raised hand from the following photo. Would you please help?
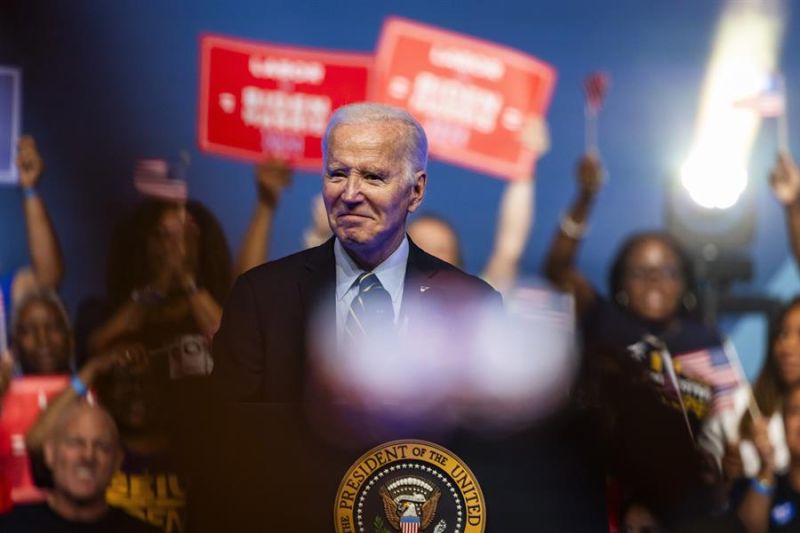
[520,116,551,157]
[770,152,800,206]
[576,153,604,197]
[255,159,292,207]
[16,135,44,189]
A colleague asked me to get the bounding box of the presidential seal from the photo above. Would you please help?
[334,440,485,533]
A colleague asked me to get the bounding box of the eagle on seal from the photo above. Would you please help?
[380,484,441,531]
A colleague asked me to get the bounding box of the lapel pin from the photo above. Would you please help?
[420,285,430,292]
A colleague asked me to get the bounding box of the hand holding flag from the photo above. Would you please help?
[733,72,789,152]
[770,152,800,206]
[133,159,188,203]
[583,71,610,154]
[676,342,749,416]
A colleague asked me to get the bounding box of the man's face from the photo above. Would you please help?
[45,408,121,505]
[323,121,426,261]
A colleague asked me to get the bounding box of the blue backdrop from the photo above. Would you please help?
[0,0,797,377]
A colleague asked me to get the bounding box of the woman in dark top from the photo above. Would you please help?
[543,154,722,422]
[544,154,725,527]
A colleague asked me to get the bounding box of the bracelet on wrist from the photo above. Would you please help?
[752,476,775,496]
[560,213,588,240]
[70,374,89,397]
[21,186,38,200]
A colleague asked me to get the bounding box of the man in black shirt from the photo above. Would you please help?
[0,401,158,532]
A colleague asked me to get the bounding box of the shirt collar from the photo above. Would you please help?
[334,236,409,304]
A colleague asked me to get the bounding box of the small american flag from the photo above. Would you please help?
[676,344,741,413]
[733,74,786,118]
[400,516,420,533]
[584,72,610,114]
[133,159,188,202]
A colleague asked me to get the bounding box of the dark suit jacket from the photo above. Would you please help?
[211,237,500,403]
[194,238,500,532]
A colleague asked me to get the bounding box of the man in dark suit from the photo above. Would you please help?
[199,103,499,532]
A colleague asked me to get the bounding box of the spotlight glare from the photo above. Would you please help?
[681,0,785,210]
[680,154,748,210]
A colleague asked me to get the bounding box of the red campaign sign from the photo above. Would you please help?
[198,34,372,171]
[374,18,557,180]
[0,375,69,504]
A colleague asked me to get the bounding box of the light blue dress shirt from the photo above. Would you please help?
[333,236,408,337]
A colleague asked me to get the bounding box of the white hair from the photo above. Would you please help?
[322,102,428,183]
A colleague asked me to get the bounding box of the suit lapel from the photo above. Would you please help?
[297,238,337,330]
[401,238,439,320]
[300,237,440,331]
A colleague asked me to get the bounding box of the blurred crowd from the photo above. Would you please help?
[0,125,800,533]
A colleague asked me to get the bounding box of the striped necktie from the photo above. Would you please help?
[345,272,394,339]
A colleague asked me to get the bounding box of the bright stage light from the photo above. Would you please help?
[680,152,748,209]
[680,0,785,210]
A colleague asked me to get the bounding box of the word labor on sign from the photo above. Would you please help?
[198,34,371,170]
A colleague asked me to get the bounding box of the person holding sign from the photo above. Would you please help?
[409,117,549,294]
[235,159,293,273]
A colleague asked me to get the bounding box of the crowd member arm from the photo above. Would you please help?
[11,135,64,302]
[235,159,292,275]
[483,177,534,295]
[736,416,776,533]
[26,343,145,454]
[542,154,604,317]
[482,117,549,294]
[770,152,800,266]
